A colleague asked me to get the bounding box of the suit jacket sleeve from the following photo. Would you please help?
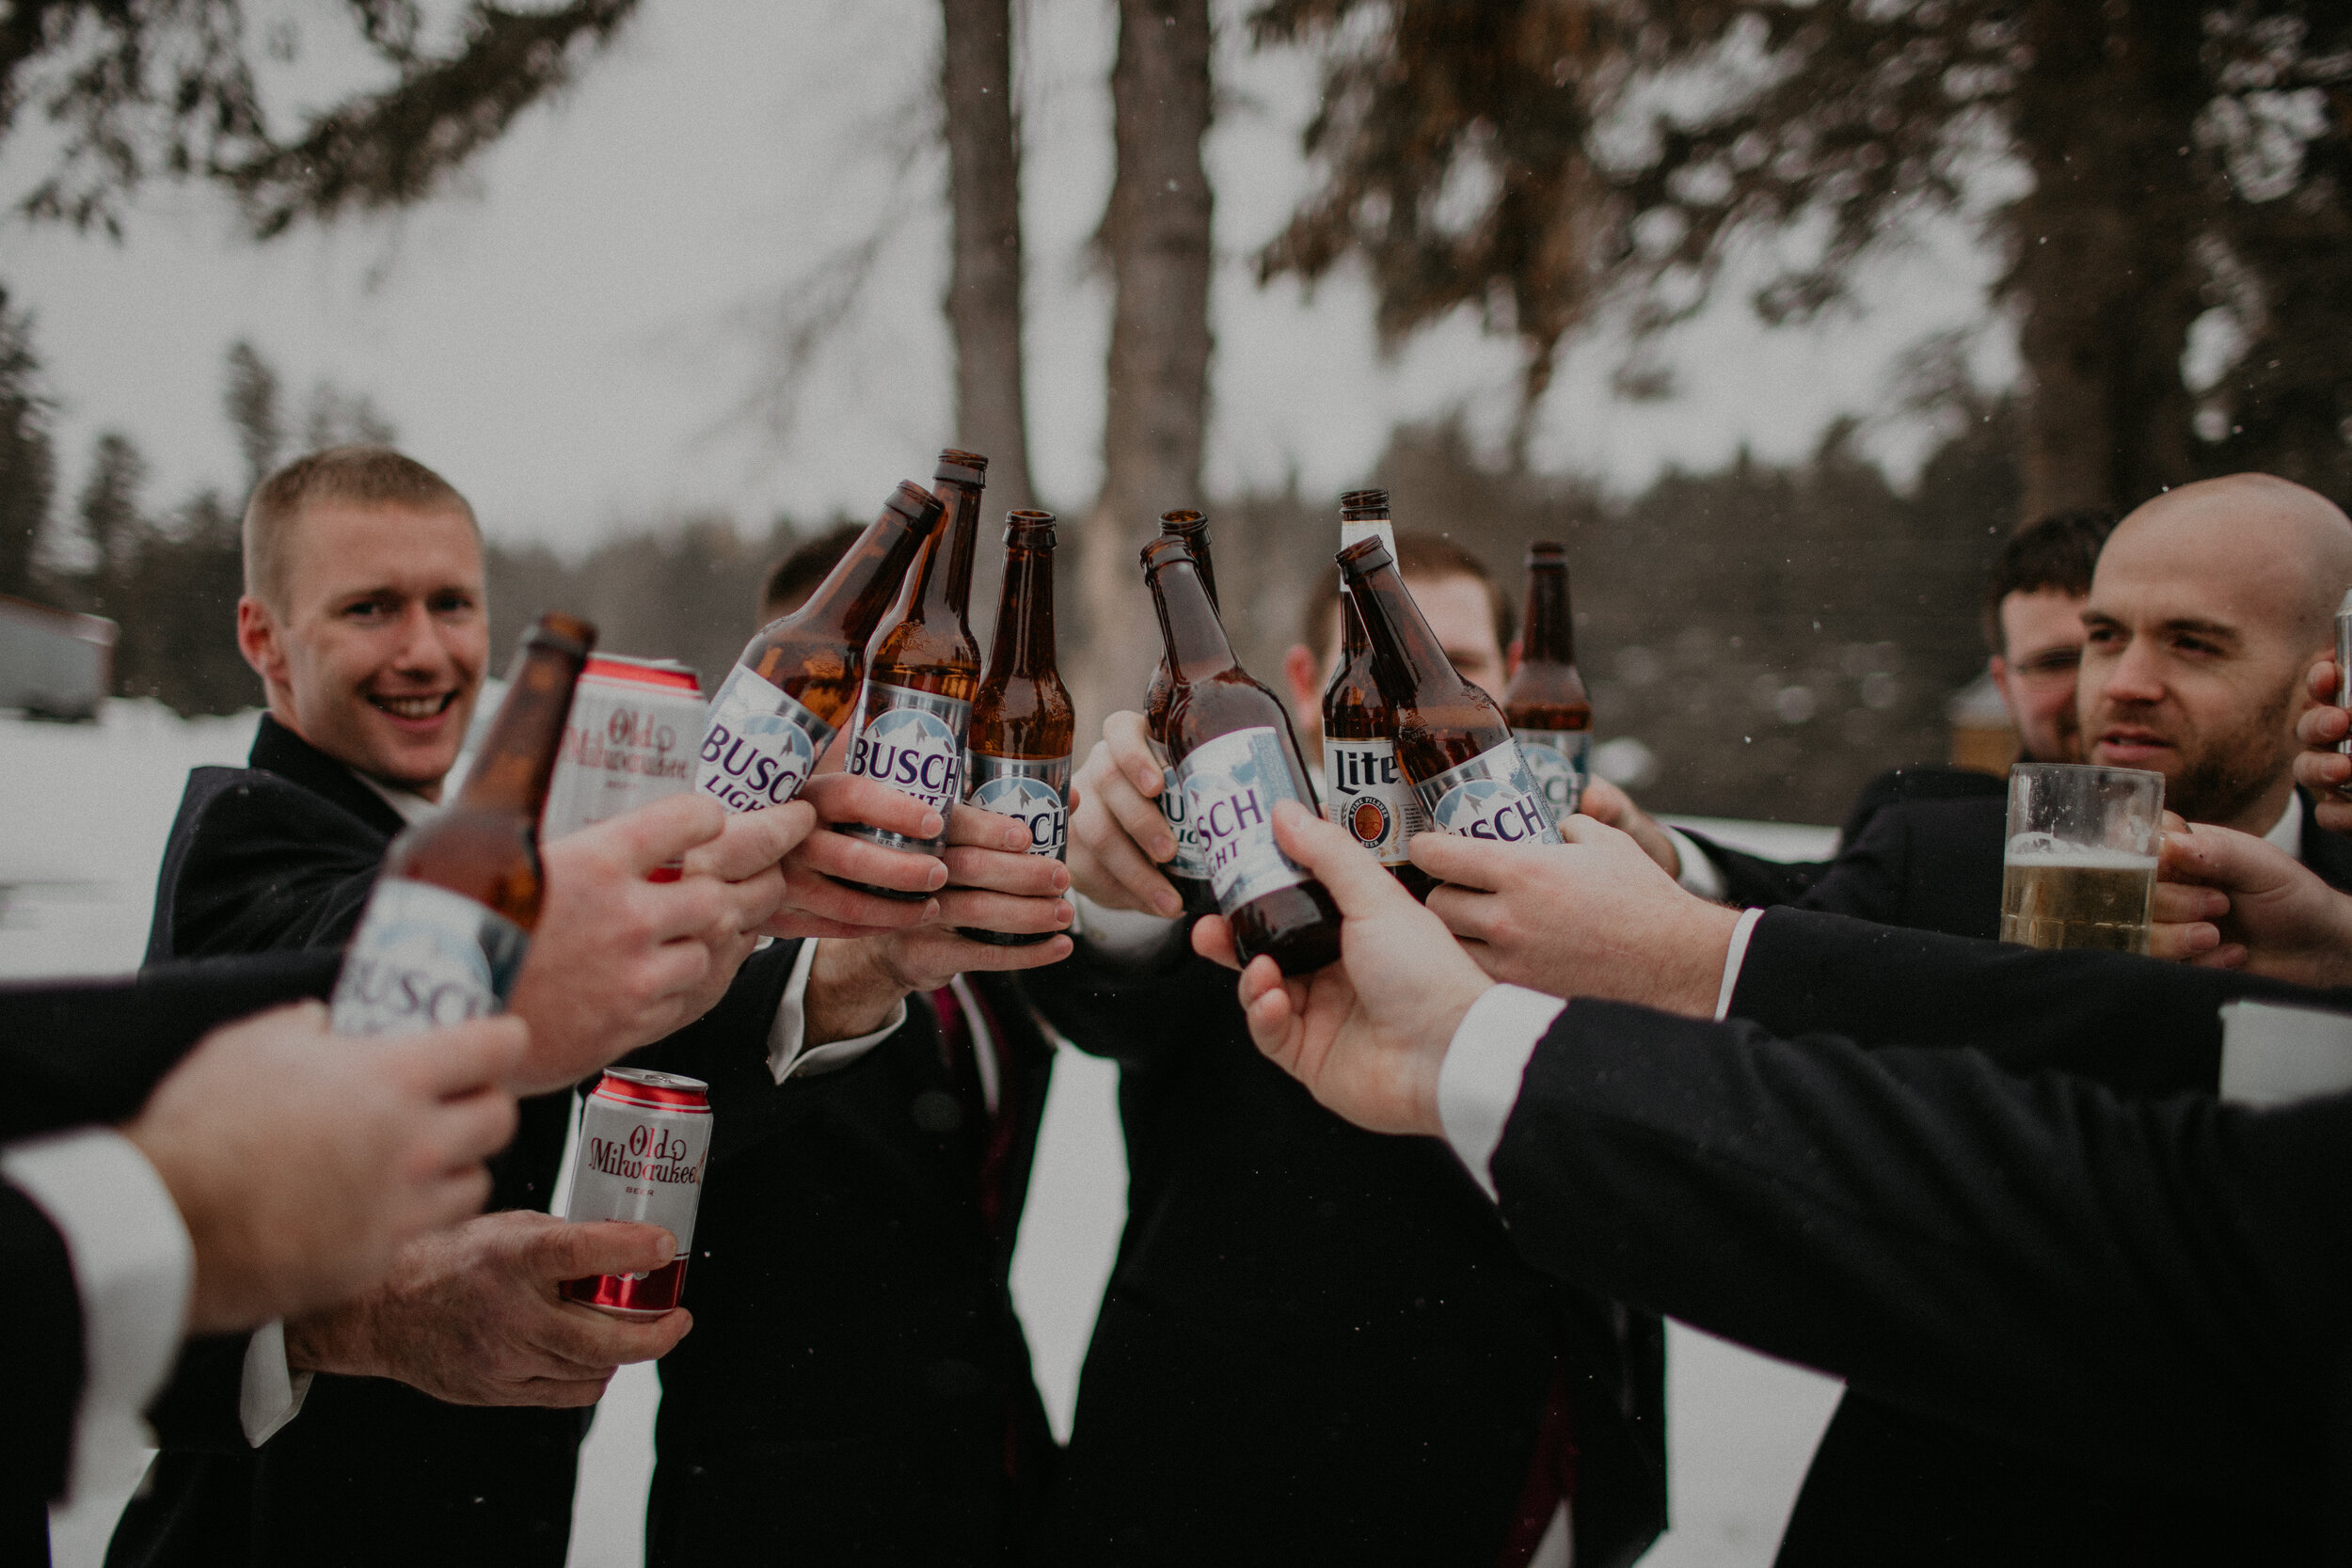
[1673,830,1830,908]
[152,774,386,961]
[1488,998,2349,1505]
[1727,907,2352,1097]
[0,1182,84,1503]
[1020,924,1223,1068]
[621,941,806,1166]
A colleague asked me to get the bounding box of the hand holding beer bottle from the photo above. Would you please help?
[961,510,1077,943]
[1320,490,1435,900]
[1145,510,1222,915]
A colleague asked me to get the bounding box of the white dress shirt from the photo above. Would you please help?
[4,1130,192,1501]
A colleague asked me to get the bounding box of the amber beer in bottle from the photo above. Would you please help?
[1338,538,1562,846]
[835,450,987,892]
[695,482,940,814]
[1321,489,1434,900]
[1502,542,1593,820]
[961,510,1075,944]
[330,613,596,1035]
[1145,535,1343,974]
[1144,510,1219,914]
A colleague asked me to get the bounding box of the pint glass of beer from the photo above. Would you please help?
[1999,763,2165,953]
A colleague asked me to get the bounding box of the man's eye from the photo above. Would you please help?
[429,594,476,615]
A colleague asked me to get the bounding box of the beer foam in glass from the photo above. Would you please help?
[1999,763,2164,953]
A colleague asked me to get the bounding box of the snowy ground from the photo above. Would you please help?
[8,703,1842,1567]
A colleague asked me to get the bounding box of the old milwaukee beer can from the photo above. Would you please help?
[541,655,704,841]
[559,1068,713,1318]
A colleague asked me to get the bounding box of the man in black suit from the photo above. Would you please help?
[1044,540,1665,1568]
[635,526,1073,1565]
[1225,803,2352,1560]
[113,446,993,1568]
[5,956,525,1563]
[1592,509,2117,924]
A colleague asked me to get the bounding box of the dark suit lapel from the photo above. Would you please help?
[2296,788,2352,895]
[248,713,412,840]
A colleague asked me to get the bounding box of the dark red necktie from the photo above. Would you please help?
[1495,1358,1578,1566]
[927,983,1021,1242]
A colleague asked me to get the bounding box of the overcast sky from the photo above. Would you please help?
[0,0,2015,553]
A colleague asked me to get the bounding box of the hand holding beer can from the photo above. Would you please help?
[559,1068,712,1317]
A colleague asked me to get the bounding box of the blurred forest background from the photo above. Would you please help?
[0,0,2343,824]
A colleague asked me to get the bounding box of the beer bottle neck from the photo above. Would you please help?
[988,534,1057,679]
[456,629,590,820]
[1335,516,1393,663]
[912,477,982,626]
[1149,557,1238,682]
[1343,555,1465,711]
[778,503,929,644]
[1521,561,1576,666]
[1162,519,1218,610]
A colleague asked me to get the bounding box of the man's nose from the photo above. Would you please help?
[2092,638,2167,707]
[390,603,453,673]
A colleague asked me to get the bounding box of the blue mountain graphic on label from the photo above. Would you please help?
[1432,776,1555,844]
[851,706,964,808]
[971,774,1068,856]
[1180,726,1308,906]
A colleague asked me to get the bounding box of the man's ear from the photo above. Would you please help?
[1281,643,1321,715]
[1506,636,1523,679]
[236,595,286,690]
[1987,654,2015,722]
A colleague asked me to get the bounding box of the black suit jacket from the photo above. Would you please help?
[1721,795,2352,1565]
[1686,765,2009,912]
[1484,961,2352,1561]
[639,969,1059,1566]
[1025,933,1666,1568]
[0,953,342,1560]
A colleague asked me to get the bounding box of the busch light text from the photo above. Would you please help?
[1512,727,1590,819]
[966,753,1072,859]
[694,665,834,814]
[1179,725,1311,909]
[1419,740,1563,846]
[331,878,528,1037]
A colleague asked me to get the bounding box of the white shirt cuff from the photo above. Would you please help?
[1662,826,1729,901]
[768,940,906,1084]
[239,1319,312,1446]
[1437,985,1566,1204]
[1716,907,1765,1022]
[4,1130,192,1501]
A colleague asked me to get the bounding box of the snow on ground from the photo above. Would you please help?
[8,705,1841,1567]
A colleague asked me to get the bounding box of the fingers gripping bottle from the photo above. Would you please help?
[1502,542,1593,820]
[1338,537,1564,847]
[331,613,596,1036]
[1144,510,1220,915]
[961,510,1075,944]
[694,483,940,814]
[834,451,989,895]
[1321,489,1436,901]
[1144,534,1343,975]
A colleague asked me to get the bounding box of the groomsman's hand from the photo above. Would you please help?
[1069,711,1187,917]
[2154,814,2352,986]
[2293,656,2352,832]
[771,772,948,935]
[1201,802,1488,1137]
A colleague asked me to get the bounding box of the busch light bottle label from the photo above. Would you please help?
[695,664,835,813]
[1180,726,1311,909]
[331,878,529,1037]
[967,753,1072,859]
[1324,736,1425,866]
[1512,727,1590,819]
[1162,765,1211,883]
[1418,739,1562,846]
[846,682,973,848]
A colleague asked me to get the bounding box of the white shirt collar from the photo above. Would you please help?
[2262,792,2302,863]
[348,768,438,826]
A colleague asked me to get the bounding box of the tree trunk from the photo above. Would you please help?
[942,0,1036,519]
[2007,0,2206,524]
[1078,0,1213,733]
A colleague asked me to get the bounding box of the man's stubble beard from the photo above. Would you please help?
[2160,676,2299,827]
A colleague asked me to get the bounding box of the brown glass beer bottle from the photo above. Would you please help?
[1338,537,1562,847]
[1320,489,1435,901]
[834,450,987,893]
[330,612,596,1035]
[1145,534,1342,974]
[1502,542,1592,821]
[694,482,939,815]
[1143,510,1220,915]
[961,510,1075,944]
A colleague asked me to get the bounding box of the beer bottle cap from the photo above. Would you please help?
[1005,509,1057,546]
[1339,488,1391,521]
[935,449,990,487]
[1337,535,1393,577]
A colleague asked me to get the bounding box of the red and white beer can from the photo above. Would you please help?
[542,655,704,843]
[558,1067,712,1318]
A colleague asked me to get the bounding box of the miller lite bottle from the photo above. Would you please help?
[694,482,939,814]
[1502,542,1592,819]
[834,450,987,893]
[961,510,1074,944]
[331,613,595,1036]
[1320,489,1434,900]
[1143,510,1218,915]
[1145,534,1342,974]
[1338,537,1562,847]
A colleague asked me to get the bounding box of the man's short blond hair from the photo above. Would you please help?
[242,446,478,613]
